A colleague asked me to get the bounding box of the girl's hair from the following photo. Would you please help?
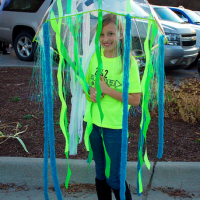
[100,14,133,73]
[102,14,123,33]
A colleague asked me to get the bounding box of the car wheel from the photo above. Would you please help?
[14,32,36,61]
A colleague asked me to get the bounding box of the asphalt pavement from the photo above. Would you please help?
[0,47,199,81]
[0,47,34,68]
[0,48,200,200]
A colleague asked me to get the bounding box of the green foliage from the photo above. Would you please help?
[23,114,32,119]
[129,133,134,138]
[9,96,20,102]
[195,139,200,143]
[58,128,62,133]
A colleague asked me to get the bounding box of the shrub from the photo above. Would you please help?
[165,77,200,124]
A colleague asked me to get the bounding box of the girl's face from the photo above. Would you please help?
[99,22,123,57]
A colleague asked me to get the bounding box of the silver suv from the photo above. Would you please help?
[138,4,199,69]
[0,0,52,61]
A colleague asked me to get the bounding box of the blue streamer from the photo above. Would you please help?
[120,14,131,200]
[42,46,50,200]
[157,35,165,159]
[43,22,63,200]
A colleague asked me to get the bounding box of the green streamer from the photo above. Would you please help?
[52,6,96,170]
[102,134,111,179]
[84,9,111,176]
[138,170,143,193]
[143,18,158,170]
[46,9,155,23]
[51,0,72,188]
[95,9,104,123]
[138,149,144,166]
[50,10,89,96]
[88,141,93,170]
[65,14,81,82]
[66,0,72,14]
[139,17,151,172]
[57,0,63,32]
[126,0,131,13]
[64,104,71,189]
[57,56,71,188]
[139,15,158,189]
[84,102,94,169]
[84,103,93,151]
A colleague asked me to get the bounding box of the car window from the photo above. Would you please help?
[182,9,200,23]
[154,7,184,23]
[3,0,45,13]
[174,11,187,19]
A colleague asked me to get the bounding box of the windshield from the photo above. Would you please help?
[184,9,200,23]
[154,7,184,23]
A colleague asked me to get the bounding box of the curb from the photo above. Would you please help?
[1,157,200,191]
[0,157,153,188]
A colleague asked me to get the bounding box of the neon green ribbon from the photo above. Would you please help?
[102,133,111,178]
[126,0,131,13]
[46,9,155,23]
[84,102,94,169]
[50,10,89,96]
[138,14,158,193]
[95,9,104,123]
[84,9,110,178]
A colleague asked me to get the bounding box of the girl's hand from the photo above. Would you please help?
[99,76,109,94]
[90,87,97,102]
[90,87,104,103]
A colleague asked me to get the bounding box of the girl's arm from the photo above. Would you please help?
[99,76,140,107]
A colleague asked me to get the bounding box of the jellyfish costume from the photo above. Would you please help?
[34,0,165,199]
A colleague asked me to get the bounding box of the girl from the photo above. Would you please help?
[84,14,141,200]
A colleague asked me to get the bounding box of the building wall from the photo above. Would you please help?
[148,0,200,11]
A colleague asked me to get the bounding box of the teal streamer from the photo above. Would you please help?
[42,43,50,200]
[120,14,131,200]
[157,35,165,159]
[43,22,63,200]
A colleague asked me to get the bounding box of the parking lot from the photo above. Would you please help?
[165,63,199,82]
[0,47,34,68]
[0,46,199,83]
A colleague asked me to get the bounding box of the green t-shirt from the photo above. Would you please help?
[84,52,141,129]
